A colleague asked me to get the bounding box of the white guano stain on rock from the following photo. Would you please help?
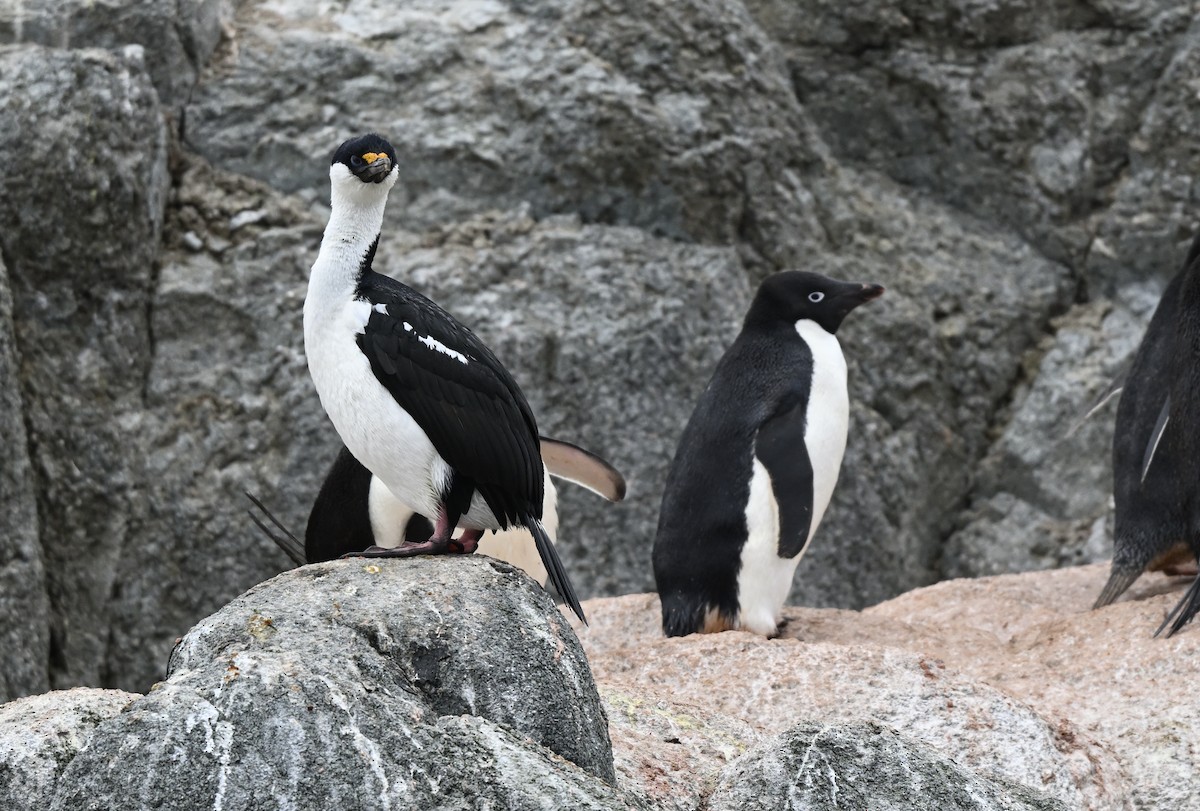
[318,676,393,810]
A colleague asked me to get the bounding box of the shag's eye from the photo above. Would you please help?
[808,291,825,303]
[350,155,365,167]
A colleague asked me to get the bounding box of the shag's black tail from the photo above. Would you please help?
[245,491,306,567]
[527,516,586,624]
[1156,575,1200,638]
[1093,565,1140,610]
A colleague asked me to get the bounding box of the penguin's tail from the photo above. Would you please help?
[1093,564,1140,610]
[659,592,734,637]
[1156,574,1200,637]
[527,515,587,625]
[245,491,306,567]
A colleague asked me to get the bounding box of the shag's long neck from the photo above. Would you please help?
[309,188,389,303]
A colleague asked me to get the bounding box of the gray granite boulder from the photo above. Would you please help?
[0,0,228,107]
[707,720,1067,811]
[0,43,168,691]
[0,688,136,811]
[51,556,628,810]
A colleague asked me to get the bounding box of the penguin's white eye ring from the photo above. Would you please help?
[808,292,825,302]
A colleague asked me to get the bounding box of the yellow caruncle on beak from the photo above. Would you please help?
[362,152,384,164]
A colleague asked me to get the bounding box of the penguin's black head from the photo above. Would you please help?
[748,270,884,334]
[330,133,398,185]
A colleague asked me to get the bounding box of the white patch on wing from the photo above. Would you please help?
[349,299,373,334]
[373,303,388,314]
[417,333,468,364]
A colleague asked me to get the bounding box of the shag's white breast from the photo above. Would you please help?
[304,294,450,521]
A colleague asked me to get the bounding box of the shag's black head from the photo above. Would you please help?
[747,270,884,334]
[331,133,397,184]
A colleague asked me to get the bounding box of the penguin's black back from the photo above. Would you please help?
[1106,234,1200,605]
[653,321,814,636]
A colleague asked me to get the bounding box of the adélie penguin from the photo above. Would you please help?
[1096,232,1200,636]
[247,436,626,586]
[302,133,592,622]
[653,270,883,637]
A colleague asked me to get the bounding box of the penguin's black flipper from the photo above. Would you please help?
[754,400,814,559]
[527,515,586,625]
[1093,565,1141,609]
[1141,395,1171,483]
[1155,575,1200,637]
[245,491,306,567]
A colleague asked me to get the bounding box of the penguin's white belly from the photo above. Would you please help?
[798,319,849,546]
[734,319,849,636]
[734,458,801,636]
[304,296,501,530]
[367,471,556,585]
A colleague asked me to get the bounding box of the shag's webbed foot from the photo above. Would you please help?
[341,540,452,558]
[340,529,483,559]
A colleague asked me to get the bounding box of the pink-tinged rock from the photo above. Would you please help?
[580,563,1200,809]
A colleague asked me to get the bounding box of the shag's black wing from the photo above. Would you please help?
[354,272,544,528]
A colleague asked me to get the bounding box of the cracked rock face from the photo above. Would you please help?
[49,557,630,810]
[0,43,168,691]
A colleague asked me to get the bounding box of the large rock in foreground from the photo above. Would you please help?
[49,558,628,810]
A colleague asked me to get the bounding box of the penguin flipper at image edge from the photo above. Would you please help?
[1097,232,1200,617]
[354,278,585,622]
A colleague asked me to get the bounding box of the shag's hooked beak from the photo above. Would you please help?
[356,152,393,183]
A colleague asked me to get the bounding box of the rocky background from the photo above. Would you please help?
[1,0,1198,699]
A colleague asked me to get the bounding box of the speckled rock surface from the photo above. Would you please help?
[582,564,1200,809]
[0,688,137,811]
[707,720,1067,811]
[0,251,48,702]
[51,557,631,810]
[0,43,168,691]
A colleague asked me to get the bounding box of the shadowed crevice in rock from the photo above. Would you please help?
[0,247,50,703]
